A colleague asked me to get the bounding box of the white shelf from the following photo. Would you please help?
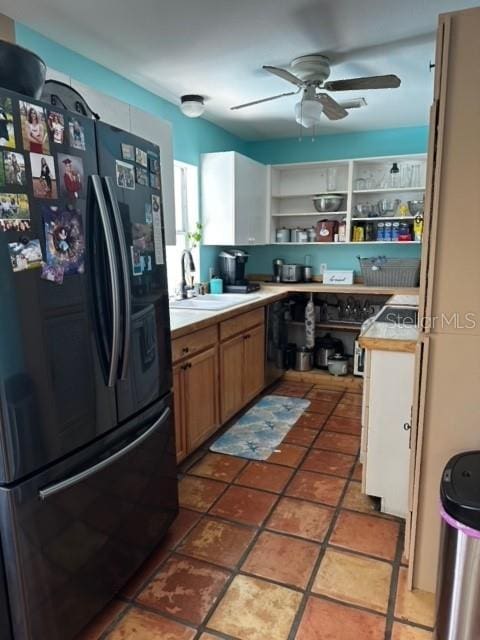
[273,211,348,217]
[353,187,425,194]
[272,191,348,198]
[351,240,422,245]
[351,216,416,222]
[272,241,347,246]
[272,241,422,246]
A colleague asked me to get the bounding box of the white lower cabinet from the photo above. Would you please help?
[364,349,415,518]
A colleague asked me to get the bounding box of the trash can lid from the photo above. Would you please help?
[441,451,480,530]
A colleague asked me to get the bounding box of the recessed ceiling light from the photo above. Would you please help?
[180,95,205,118]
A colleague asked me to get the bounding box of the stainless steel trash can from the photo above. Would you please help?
[435,452,480,640]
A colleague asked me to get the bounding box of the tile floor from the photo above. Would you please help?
[77,381,435,640]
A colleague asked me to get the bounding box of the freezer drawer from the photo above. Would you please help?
[0,394,178,640]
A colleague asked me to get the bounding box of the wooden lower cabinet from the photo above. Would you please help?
[220,321,265,423]
[173,346,219,462]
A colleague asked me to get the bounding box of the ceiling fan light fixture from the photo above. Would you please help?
[295,97,323,128]
[180,94,205,118]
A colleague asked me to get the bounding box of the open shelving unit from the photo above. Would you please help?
[268,154,427,246]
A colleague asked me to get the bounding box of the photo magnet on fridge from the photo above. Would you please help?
[3,152,26,187]
[47,111,65,145]
[8,238,43,272]
[135,166,148,187]
[0,97,16,149]
[135,147,148,168]
[30,153,57,199]
[121,143,135,161]
[40,262,64,285]
[0,193,30,221]
[43,205,85,275]
[115,160,135,190]
[131,245,143,276]
[19,101,50,154]
[58,153,84,199]
[69,118,86,151]
[145,202,153,224]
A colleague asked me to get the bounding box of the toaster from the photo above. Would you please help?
[281,264,302,282]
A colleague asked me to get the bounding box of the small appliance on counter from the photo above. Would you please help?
[218,250,260,293]
[272,258,284,283]
[295,346,313,371]
[281,264,302,283]
[327,354,349,376]
[314,334,344,369]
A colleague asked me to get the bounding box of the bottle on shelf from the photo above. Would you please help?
[389,162,400,188]
[413,215,424,242]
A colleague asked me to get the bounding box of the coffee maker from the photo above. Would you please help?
[218,250,260,293]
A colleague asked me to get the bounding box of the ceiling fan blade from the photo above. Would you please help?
[263,65,305,88]
[230,90,298,111]
[324,74,401,91]
[316,93,348,120]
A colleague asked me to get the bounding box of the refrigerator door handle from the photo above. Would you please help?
[38,406,171,500]
[103,176,132,380]
[90,174,122,387]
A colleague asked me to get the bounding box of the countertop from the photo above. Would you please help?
[359,294,420,353]
[169,283,420,339]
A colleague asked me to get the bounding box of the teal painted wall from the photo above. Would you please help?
[244,126,429,165]
[15,24,247,166]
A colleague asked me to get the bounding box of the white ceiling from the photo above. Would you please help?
[3,0,478,139]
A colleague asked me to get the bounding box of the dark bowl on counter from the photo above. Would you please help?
[0,40,46,99]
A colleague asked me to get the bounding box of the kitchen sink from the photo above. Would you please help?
[376,306,418,326]
[170,293,260,311]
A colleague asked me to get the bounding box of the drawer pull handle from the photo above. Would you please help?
[182,347,190,354]
[403,422,411,431]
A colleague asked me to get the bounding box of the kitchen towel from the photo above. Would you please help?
[210,395,310,460]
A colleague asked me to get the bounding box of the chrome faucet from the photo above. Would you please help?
[180,249,196,298]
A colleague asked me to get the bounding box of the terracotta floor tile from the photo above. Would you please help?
[242,530,319,589]
[352,462,363,482]
[395,567,435,627]
[208,574,301,640]
[392,622,433,639]
[295,596,386,640]
[165,509,203,549]
[313,431,360,455]
[283,426,318,447]
[120,546,171,599]
[330,510,399,561]
[286,470,346,507]
[76,600,126,640]
[325,415,361,435]
[209,485,277,526]
[105,607,196,640]
[178,476,227,512]
[136,554,229,624]
[177,517,255,569]
[342,392,363,406]
[333,402,362,419]
[306,387,343,403]
[304,399,337,414]
[294,411,328,430]
[234,461,294,494]
[267,443,308,468]
[198,634,222,640]
[272,382,312,397]
[342,481,379,515]
[188,453,247,482]
[266,496,333,542]
[313,548,392,613]
[302,449,355,478]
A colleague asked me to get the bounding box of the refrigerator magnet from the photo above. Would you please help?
[131,245,143,276]
[43,205,85,275]
[8,238,43,272]
[40,263,64,285]
[149,172,160,190]
[30,153,58,199]
[0,193,30,233]
[47,111,65,145]
[135,148,148,168]
[68,118,86,151]
[132,222,154,253]
[135,166,148,187]
[0,97,16,149]
[115,160,135,190]
[151,194,164,265]
[3,152,26,187]
[145,202,153,224]
[58,154,84,199]
[121,143,135,162]
[19,101,50,154]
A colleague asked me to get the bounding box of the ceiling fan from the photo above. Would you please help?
[231,54,401,127]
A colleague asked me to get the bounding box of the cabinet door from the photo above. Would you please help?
[220,334,245,423]
[172,364,187,463]
[234,154,268,245]
[184,347,219,452]
[243,323,266,403]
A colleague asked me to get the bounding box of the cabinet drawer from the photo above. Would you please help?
[220,307,264,341]
[172,325,218,363]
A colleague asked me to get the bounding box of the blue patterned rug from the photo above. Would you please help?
[210,395,310,460]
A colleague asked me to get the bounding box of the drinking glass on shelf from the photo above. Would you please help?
[327,167,337,191]
[355,177,366,190]
[411,164,421,187]
[401,164,413,188]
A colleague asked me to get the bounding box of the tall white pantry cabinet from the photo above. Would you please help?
[407,6,480,593]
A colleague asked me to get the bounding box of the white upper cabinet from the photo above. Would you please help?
[201,151,268,246]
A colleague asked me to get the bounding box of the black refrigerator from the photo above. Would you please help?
[0,88,178,639]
